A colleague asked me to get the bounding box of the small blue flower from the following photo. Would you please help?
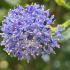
[1,3,62,62]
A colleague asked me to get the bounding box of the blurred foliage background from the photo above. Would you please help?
[0,0,70,70]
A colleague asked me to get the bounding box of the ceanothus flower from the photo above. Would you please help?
[0,4,62,62]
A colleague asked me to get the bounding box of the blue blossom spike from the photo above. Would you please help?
[0,4,62,62]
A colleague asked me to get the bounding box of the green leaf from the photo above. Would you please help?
[5,0,21,6]
[0,9,7,22]
[61,20,70,41]
[55,0,70,9]
[55,0,65,6]
[64,1,70,9]
[63,27,70,41]
[61,20,70,28]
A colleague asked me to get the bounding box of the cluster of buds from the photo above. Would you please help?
[1,4,62,62]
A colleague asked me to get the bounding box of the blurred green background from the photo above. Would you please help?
[0,0,70,70]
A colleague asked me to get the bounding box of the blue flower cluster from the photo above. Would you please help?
[1,4,62,62]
